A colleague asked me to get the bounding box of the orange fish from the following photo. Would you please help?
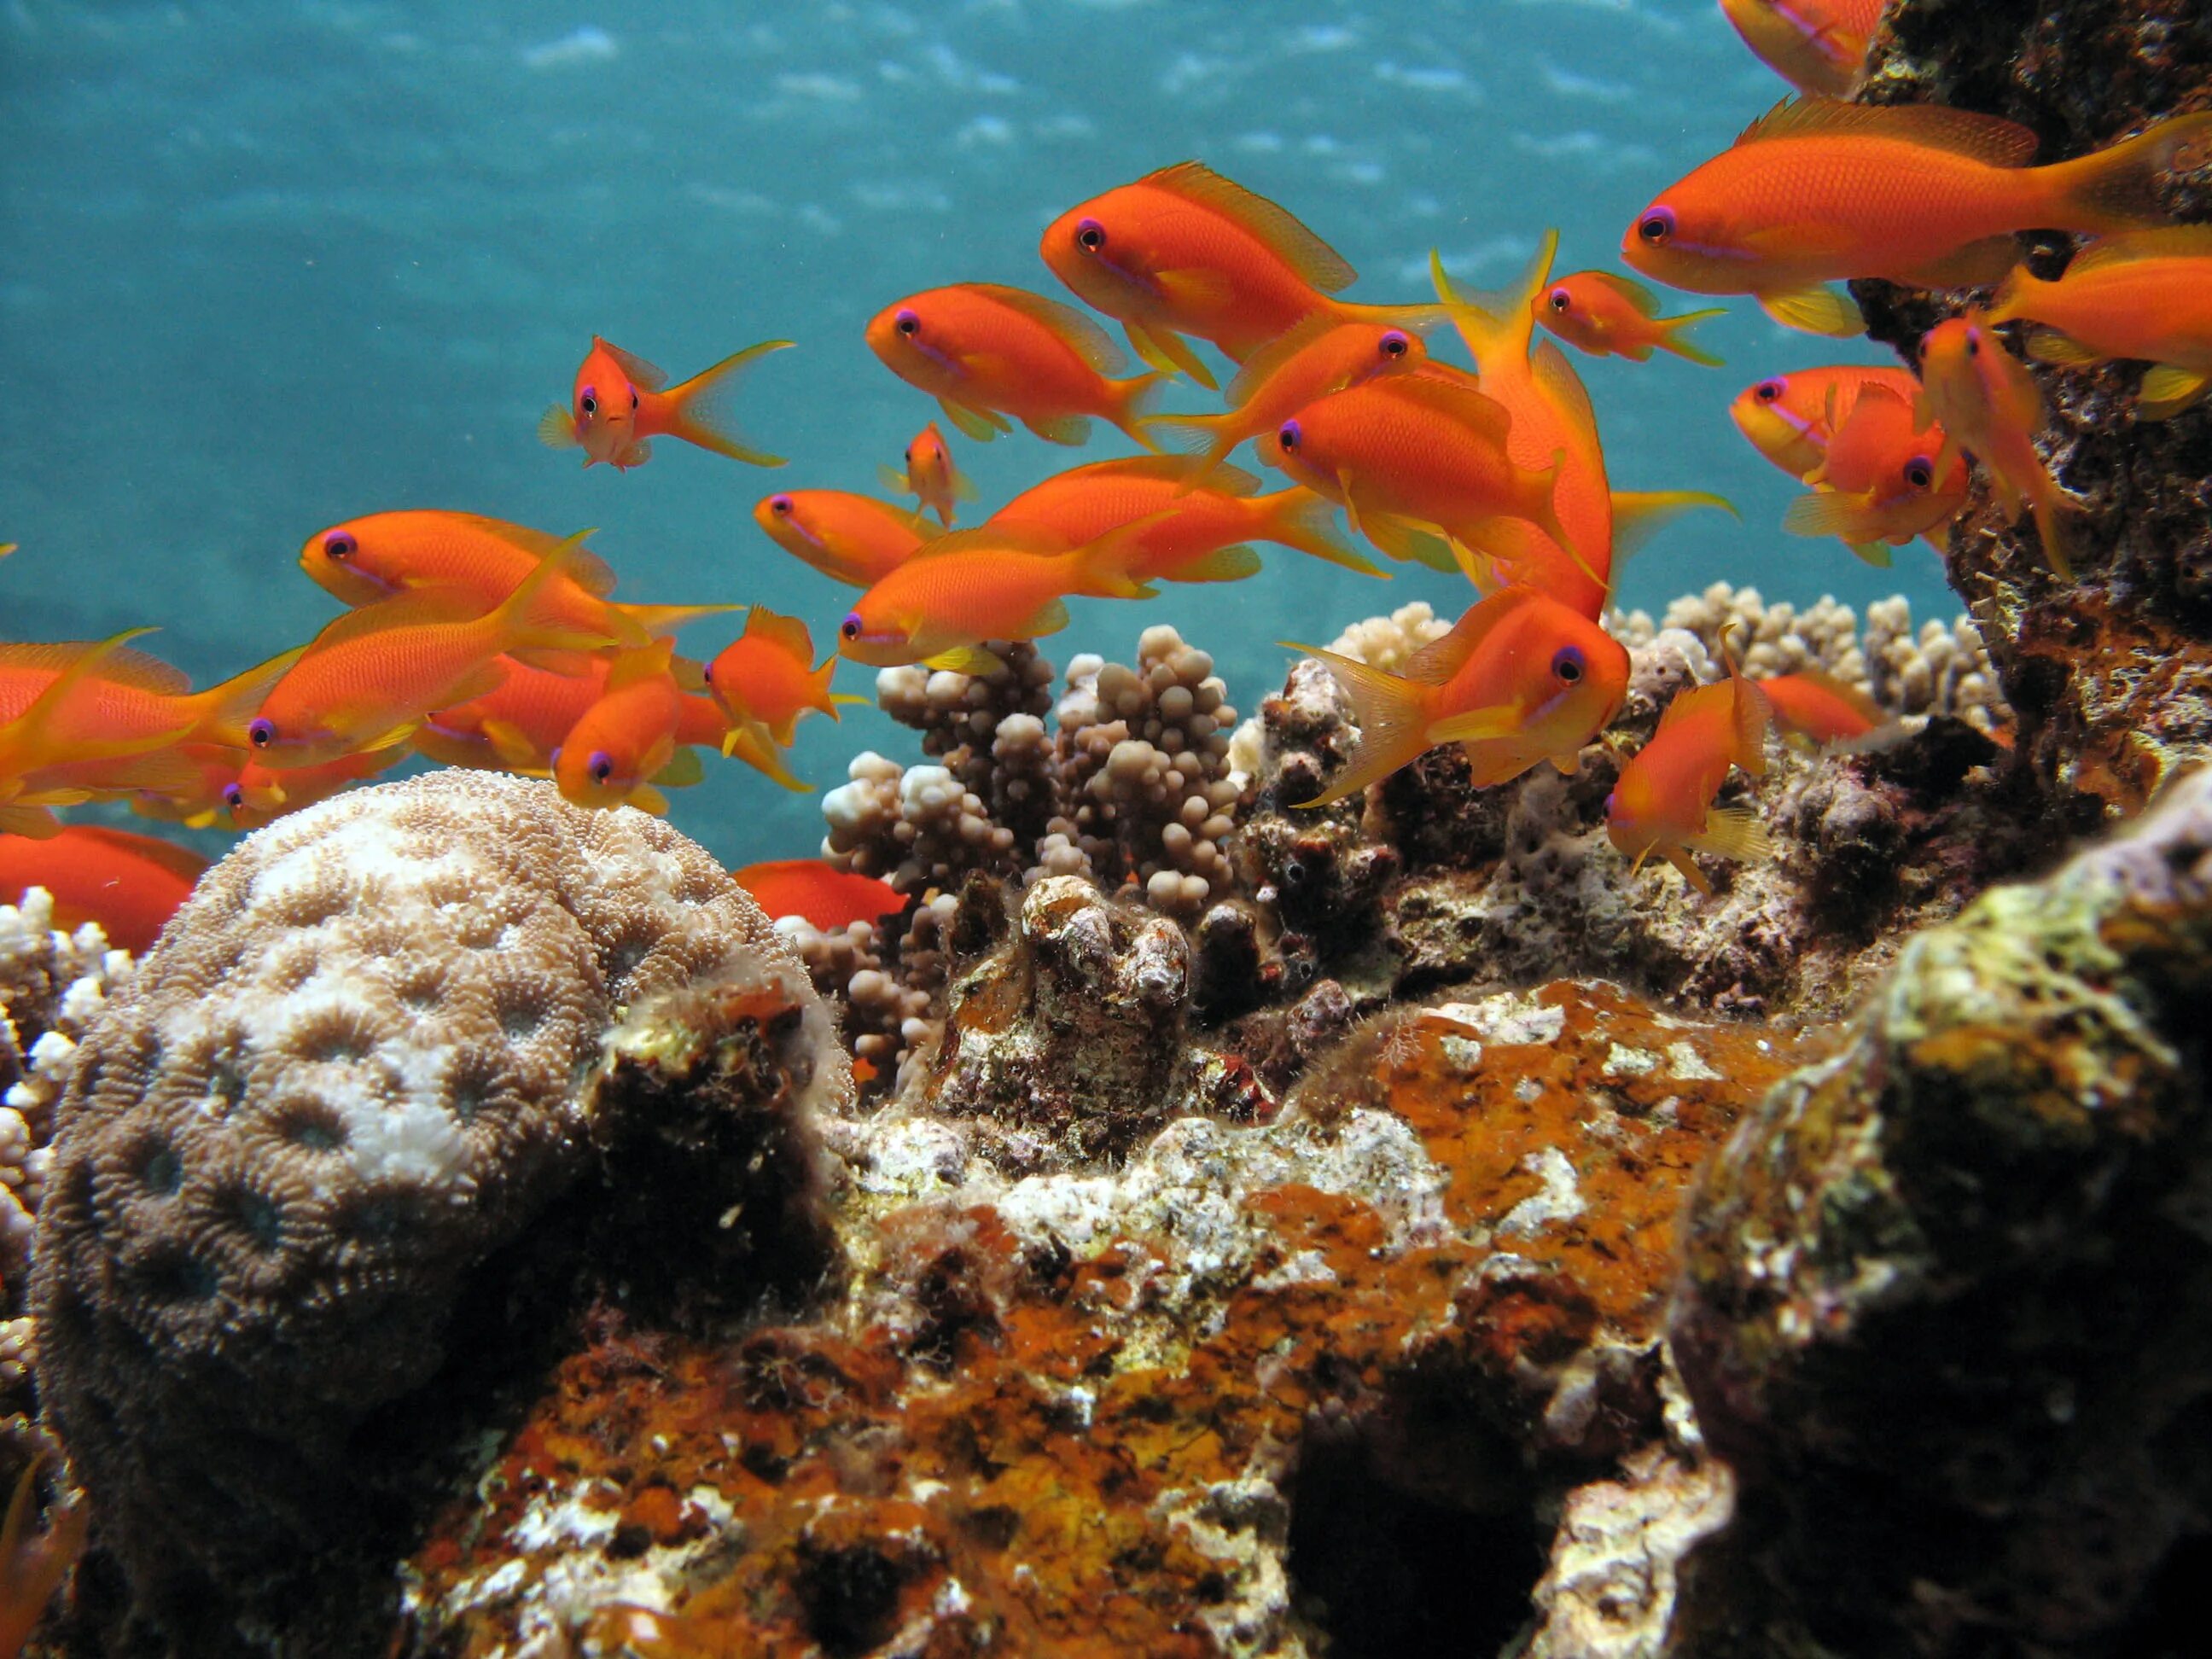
[1606,634,1773,895]
[1434,237,1732,618]
[222,749,399,829]
[0,824,208,952]
[551,641,723,812]
[300,511,731,647]
[1623,98,2212,335]
[754,491,938,589]
[1271,370,1571,578]
[1730,364,1921,480]
[989,457,1380,583]
[865,284,1164,448]
[249,533,616,769]
[703,608,854,748]
[1149,317,1427,484]
[1719,0,1884,98]
[836,526,1154,672]
[1780,381,1968,565]
[1988,228,2212,419]
[1534,271,1725,365]
[1915,311,2076,579]
[538,335,790,469]
[1283,585,1629,807]
[879,422,974,527]
[732,859,906,932]
[1758,670,1887,750]
[1039,161,1443,377]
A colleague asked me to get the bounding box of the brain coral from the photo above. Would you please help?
[28,771,847,1654]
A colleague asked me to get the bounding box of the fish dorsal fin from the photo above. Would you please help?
[1578,271,1660,316]
[460,516,618,596]
[1225,313,1345,407]
[607,637,678,691]
[966,284,1132,375]
[310,587,492,652]
[595,336,668,391]
[69,825,212,886]
[0,639,192,695]
[904,523,1074,562]
[1144,161,1357,294]
[1403,587,1540,685]
[1047,454,1264,497]
[743,605,817,661]
[2066,225,2212,276]
[1389,370,1515,449]
[1735,96,2038,166]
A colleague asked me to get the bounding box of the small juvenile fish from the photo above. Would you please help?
[703,608,852,748]
[552,641,717,813]
[1623,98,2212,336]
[1271,370,1572,577]
[865,283,1165,448]
[732,859,906,931]
[878,422,975,527]
[1534,271,1725,365]
[1148,317,1427,484]
[538,335,791,469]
[1987,228,2212,419]
[1040,161,1443,377]
[989,456,1381,583]
[1283,584,1629,807]
[222,749,403,830]
[1758,670,1888,750]
[0,824,208,952]
[1730,364,1921,480]
[249,533,617,769]
[1780,381,1968,565]
[1607,635,1773,895]
[836,526,1155,672]
[1915,311,2076,579]
[754,491,938,589]
[1718,0,1883,99]
[300,511,732,648]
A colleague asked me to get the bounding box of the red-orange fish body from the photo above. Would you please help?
[1781,381,1967,564]
[538,335,790,469]
[1758,670,1886,749]
[703,608,844,747]
[1607,642,1773,894]
[1719,0,1883,98]
[1988,228,2212,418]
[881,422,974,527]
[754,491,937,589]
[1916,311,2075,579]
[552,642,716,812]
[1730,364,1920,479]
[733,859,906,932]
[0,825,208,952]
[1534,271,1725,365]
[865,284,1164,449]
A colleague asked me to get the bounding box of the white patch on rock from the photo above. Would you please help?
[1498,1147,1585,1238]
[1665,1042,1722,1081]
[1428,992,1566,1046]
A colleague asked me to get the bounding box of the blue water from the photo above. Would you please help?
[0,0,1946,865]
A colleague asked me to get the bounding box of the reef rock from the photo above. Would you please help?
[1672,765,2212,1656]
[29,772,848,1656]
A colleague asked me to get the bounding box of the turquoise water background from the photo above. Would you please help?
[0,0,1947,865]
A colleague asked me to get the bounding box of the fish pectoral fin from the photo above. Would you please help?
[480,719,545,771]
[1683,804,1773,864]
[1154,267,1237,308]
[536,405,580,449]
[625,784,672,816]
[1662,846,1717,897]
[2026,327,2102,368]
[923,644,1006,676]
[936,398,1005,442]
[2139,364,2212,419]
[361,721,425,754]
[1022,412,1093,446]
[1848,540,1895,568]
[1755,285,1866,338]
[1780,486,1874,542]
[616,439,654,469]
[830,692,873,708]
[1165,543,1264,584]
[1427,702,1522,745]
[650,747,706,789]
[1127,322,1219,390]
[1550,752,1580,776]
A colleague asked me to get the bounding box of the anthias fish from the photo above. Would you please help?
[1534,271,1725,366]
[1780,381,1968,565]
[1758,670,1888,750]
[538,335,791,469]
[754,491,939,589]
[1607,635,1773,895]
[879,422,974,527]
[1718,0,1883,99]
[702,608,849,748]
[1987,228,2212,419]
[1730,364,1921,480]
[1916,311,2076,579]
[551,641,715,813]
[732,859,907,931]
[0,824,208,952]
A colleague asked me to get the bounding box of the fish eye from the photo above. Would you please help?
[579,389,598,417]
[1551,645,1586,684]
[1380,330,1410,358]
[841,614,863,641]
[1637,207,1675,244]
[221,783,246,812]
[1755,378,1784,403]
[771,494,795,515]
[1075,218,1107,253]
[903,447,914,463]
[630,389,640,410]
[588,750,614,785]
[1278,418,1301,452]
[247,718,275,748]
[1905,457,1935,489]
[894,308,920,337]
[1965,334,1981,357]
[323,530,357,561]
[1548,288,1573,312]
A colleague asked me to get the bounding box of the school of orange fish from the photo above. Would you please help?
[6,0,2212,938]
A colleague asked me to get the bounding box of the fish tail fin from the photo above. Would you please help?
[613,601,744,638]
[1278,643,1431,807]
[2029,489,2078,582]
[724,720,812,793]
[1145,410,1237,480]
[1270,493,1386,578]
[2046,111,2212,233]
[810,655,842,720]
[184,645,311,748]
[1111,371,1172,452]
[1429,230,1555,370]
[662,340,794,466]
[1985,263,2043,327]
[1074,518,1164,601]
[1656,309,1727,366]
[1610,489,1738,561]
[2139,362,2212,419]
[495,529,626,657]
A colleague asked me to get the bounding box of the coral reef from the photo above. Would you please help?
[1858,3,2212,818]
[1673,764,2212,1658]
[28,772,849,1656]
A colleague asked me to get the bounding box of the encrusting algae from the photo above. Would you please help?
[3,0,2212,1653]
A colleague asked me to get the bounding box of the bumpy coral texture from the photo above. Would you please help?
[30,771,845,1647]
